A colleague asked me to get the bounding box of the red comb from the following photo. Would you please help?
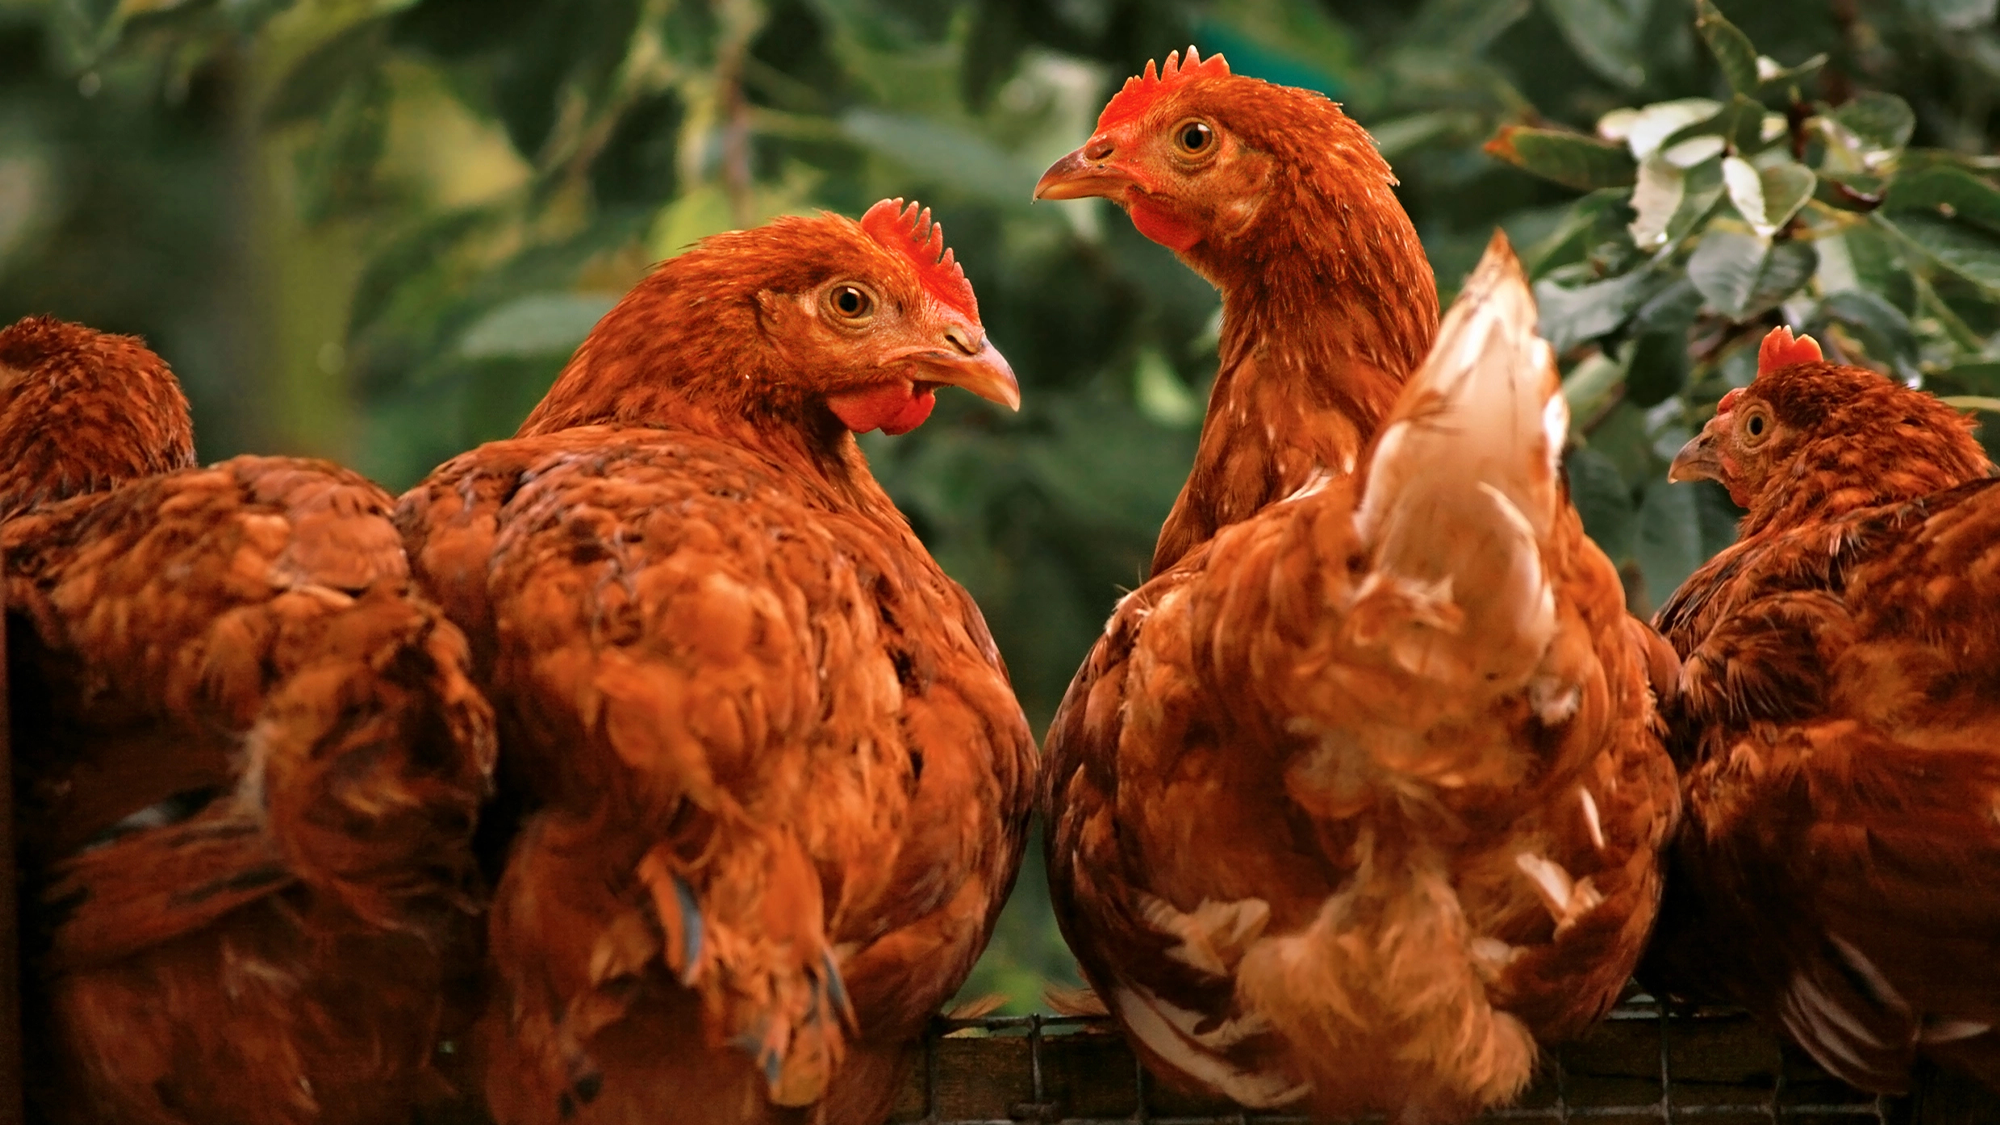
[860,198,978,321]
[1097,45,1232,131]
[1757,325,1823,376]
[1716,387,1744,414]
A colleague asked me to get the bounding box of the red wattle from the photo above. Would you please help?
[827,383,936,436]
[1127,201,1201,252]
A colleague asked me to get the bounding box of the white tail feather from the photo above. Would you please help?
[1353,232,1565,691]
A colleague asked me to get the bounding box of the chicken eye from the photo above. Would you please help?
[1173,119,1214,155]
[1743,409,1770,443]
[826,284,874,322]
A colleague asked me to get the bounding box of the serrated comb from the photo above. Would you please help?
[1716,326,1825,415]
[860,198,978,321]
[1757,325,1823,376]
[1097,45,1232,131]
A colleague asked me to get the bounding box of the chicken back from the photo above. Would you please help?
[1042,237,1679,1123]
[396,201,1035,1125]
[0,316,497,1125]
[1649,326,2000,1094]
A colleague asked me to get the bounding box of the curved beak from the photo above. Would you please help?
[1668,421,1725,484]
[1034,139,1135,202]
[921,326,1021,411]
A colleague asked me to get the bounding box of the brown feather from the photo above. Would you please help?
[1649,356,2000,1094]
[8,456,496,1125]
[398,208,1035,1125]
[1043,235,1677,1123]
[0,316,194,520]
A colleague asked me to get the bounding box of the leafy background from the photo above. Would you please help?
[2,0,1996,1011]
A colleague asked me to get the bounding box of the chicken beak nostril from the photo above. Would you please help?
[942,325,981,357]
[1083,139,1115,161]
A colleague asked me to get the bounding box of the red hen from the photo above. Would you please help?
[1650,326,2000,1094]
[395,201,1036,1125]
[0,315,497,1125]
[1037,53,1679,1122]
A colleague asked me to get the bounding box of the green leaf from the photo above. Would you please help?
[1566,447,1636,559]
[1625,330,1690,407]
[1828,92,1916,154]
[1536,271,1650,351]
[1695,0,1759,95]
[1633,277,1704,334]
[1939,395,2000,413]
[1540,0,1649,88]
[347,206,504,339]
[1368,111,1469,160]
[1726,93,1771,155]
[1636,475,1705,608]
[1627,156,1684,249]
[457,292,619,360]
[1519,189,1633,275]
[1663,158,1728,246]
[1562,351,1627,418]
[1756,52,1828,97]
[264,17,389,126]
[1684,231,1813,320]
[1884,166,2000,236]
[1759,163,1817,236]
[292,66,392,225]
[1688,229,1767,316]
[1879,211,2000,295]
[1485,125,1636,190]
[1694,480,1741,558]
[1599,98,1723,162]
[1815,288,1917,371]
[840,108,1038,205]
[1746,241,1817,314]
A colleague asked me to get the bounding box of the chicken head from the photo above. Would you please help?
[520,199,1018,439]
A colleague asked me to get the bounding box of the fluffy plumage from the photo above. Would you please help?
[1648,327,2000,1094]
[1040,234,1678,1123]
[0,316,194,519]
[0,318,496,1124]
[396,202,1034,1125]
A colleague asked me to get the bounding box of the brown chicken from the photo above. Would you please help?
[1033,46,1438,575]
[0,315,497,1124]
[395,200,1037,1125]
[1037,172,1678,1125]
[1649,326,2000,1094]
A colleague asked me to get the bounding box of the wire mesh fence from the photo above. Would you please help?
[886,998,1926,1125]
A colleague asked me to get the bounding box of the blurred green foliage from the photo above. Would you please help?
[1,0,1995,1012]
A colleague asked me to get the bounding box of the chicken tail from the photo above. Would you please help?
[1352,231,1564,699]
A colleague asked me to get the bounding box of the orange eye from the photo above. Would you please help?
[1741,406,1772,444]
[825,283,875,322]
[1174,119,1214,155]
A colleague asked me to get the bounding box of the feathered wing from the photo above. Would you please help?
[6,456,496,1125]
[398,427,1034,1125]
[1650,478,2000,1093]
[1044,234,1677,1123]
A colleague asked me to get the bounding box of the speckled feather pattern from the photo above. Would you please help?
[0,316,195,519]
[6,456,498,1125]
[399,425,1034,1125]
[1042,239,1677,1124]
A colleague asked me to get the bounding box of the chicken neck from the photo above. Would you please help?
[1151,211,1438,575]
